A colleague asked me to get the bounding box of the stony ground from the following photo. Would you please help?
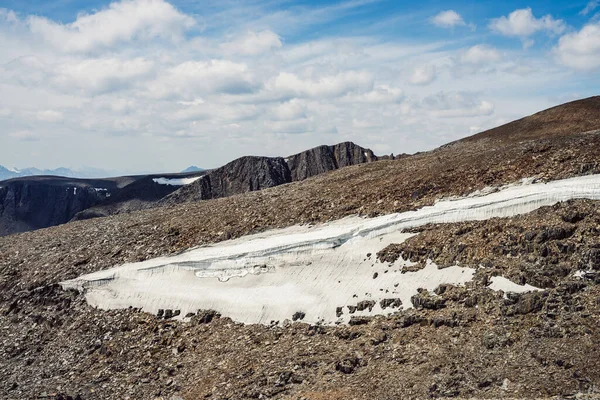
[1,200,600,399]
[1,98,600,399]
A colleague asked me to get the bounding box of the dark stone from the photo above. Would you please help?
[196,310,220,324]
[336,307,344,317]
[356,300,376,312]
[335,356,363,374]
[373,272,379,279]
[411,292,446,310]
[514,292,544,315]
[348,316,370,326]
[380,298,402,310]
[157,309,164,318]
[163,309,173,319]
[292,311,306,321]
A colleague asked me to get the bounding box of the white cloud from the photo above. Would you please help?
[25,0,195,53]
[0,0,588,172]
[460,45,501,64]
[0,8,18,23]
[36,110,64,122]
[264,118,316,134]
[409,65,436,85]
[9,130,40,141]
[431,10,465,28]
[489,8,565,38]
[554,22,600,70]
[53,58,155,94]
[581,1,599,16]
[146,60,258,100]
[271,100,307,120]
[221,30,283,55]
[270,71,373,99]
[341,85,404,103]
[421,92,495,118]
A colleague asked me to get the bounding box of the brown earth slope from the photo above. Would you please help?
[1,96,600,399]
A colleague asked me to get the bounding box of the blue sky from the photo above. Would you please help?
[0,0,599,173]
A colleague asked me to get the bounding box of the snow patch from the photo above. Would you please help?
[152,177,201,186]
[62,174,600,325]
[488,276,542,295]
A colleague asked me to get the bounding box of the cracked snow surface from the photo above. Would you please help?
[62,174,600,325]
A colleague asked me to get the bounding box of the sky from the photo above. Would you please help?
[0,0,599,174]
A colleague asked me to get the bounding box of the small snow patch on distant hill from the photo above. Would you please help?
[153,177,201,186]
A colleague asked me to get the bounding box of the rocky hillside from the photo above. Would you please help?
[1,97,600,399]
[164,142,380,203]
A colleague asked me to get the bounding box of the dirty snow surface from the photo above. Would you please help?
[152,177,201,186]
[62,174,600,325]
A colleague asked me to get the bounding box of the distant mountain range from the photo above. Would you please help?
[181,166,204,173]
[0,166,112,181]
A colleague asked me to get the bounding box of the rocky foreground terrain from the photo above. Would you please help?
[1,97,600,399]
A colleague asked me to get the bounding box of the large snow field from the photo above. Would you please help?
[62,174,600,325]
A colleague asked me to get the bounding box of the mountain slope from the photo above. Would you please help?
[455,95,600,144]
[1,97,600,399]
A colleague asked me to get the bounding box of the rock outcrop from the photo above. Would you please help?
[0,177,113,236]
[167,156,291,203]
[166,142,380,203]
[286,142,377,181]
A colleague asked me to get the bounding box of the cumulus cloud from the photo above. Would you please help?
[2,56,156,95]
[460,45,501,64]
[0,0,587,172]
[270,71,373,99]
[409,65,436,85]
[341,85,404,103]
[421,92,495,118]
[36,110,64,122]
[554,22,600,70]
[431,10,465,28]
[270,100,307,120]
[25,0,195,53]
[489,8,565,38]
[146,60,259,100]
[221,30,283,55]
[9,130,41,141]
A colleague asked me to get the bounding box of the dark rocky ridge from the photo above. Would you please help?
[166,142,381,203]
[0,142,382,236]
[286,142,377,181]
[165,156,292,203]
[0,173,205,237]
[0,177,115,236]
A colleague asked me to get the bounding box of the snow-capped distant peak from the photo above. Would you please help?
[8,167,20,173]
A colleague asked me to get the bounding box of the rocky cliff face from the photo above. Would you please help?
[0,178,112,236]
[287,142,377,181]
[166,156,291,203]
[167,142,379,204]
